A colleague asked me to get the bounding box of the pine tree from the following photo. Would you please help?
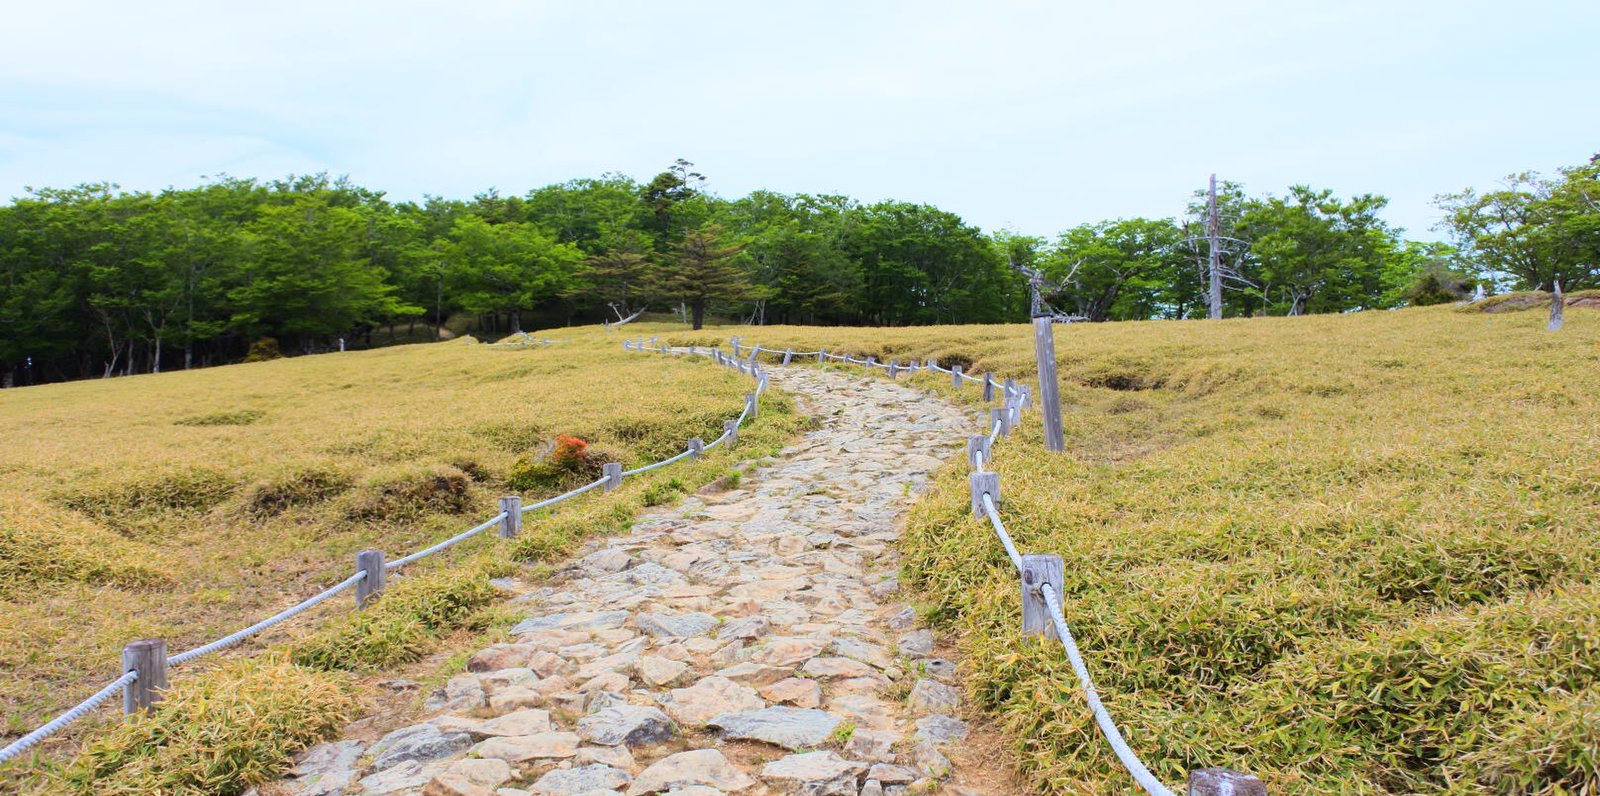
[653,225,748,330]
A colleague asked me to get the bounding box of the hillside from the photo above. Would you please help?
[694,304,1599,793]
[0,333,800,767]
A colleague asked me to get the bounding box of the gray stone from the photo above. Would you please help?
[532,763,633,794]
[886,607,916,630]
[424,673,487,713]
[660,675,766,727]
[288,740,363,796]
[514,610,631,635]
[866,764,917,785]
[896,631,933,659]
[357,759,433,793]
[906,680,960,714]
[912,714,968,746]
[626,749,756,795]
[760,751,866,794]
[716,615,770,641]
[578,705,678,747]
[636,612,719,638]
[708,707,842,750]
[369,723,473,771]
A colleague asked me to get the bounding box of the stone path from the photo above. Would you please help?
[277,365,1008,796]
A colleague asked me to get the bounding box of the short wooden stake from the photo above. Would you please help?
[1004,377,1017,400]
[731,341,741,358]
[817,349,826,364]
[888,359,899,379]
[1021,554,1064,640]
[1187,769,1267,796]
[966,435,991,468]
[1549,278,1564,331]
[991,408,1010,437]
[1020,385,1033,409]
[623,340,633,350]
[866,355,876,369]
[926,358,937,369]
[122,639,168,715]
[983,372,995,401]
[952,365,963,387]
[602,462,623,491]
[782,348,793,365]
[356,549,386,608]
[969,471,1000,517]
[724,419,739,445]
[688,437,704,458]
[746,393,758,419]
[497,496,522,538]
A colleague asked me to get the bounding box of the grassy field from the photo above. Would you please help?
[673,303,1600,794]
[0,330,800,785]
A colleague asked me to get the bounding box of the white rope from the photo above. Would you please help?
[1039,582,1177,796]
[623,447,695,477]
[384,512,507,571]
[520,477,607,515]
[0,670,138,764]
[168,571,366,665]
[979,492,1024,571]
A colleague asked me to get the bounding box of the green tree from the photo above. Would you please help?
[1437,159,1599,291]
[652,225,749,330]
[1041,218,1186,322]
[439,215,582,333]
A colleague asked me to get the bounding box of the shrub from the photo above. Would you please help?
[45,656,355,796]
[342,463,473,521]
[239,466,353,518]
[291,561,506,671]
[242,337,282,363]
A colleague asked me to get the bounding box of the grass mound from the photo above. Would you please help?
[0,495,171,599]
[40,656,355,796]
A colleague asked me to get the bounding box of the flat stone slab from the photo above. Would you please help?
[708,706,843,750]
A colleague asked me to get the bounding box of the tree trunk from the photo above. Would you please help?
[2,367,13,389]
[691,299,706,331]
[509,311,522,333]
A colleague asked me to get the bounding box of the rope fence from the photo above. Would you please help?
[638,333,1265,796]
[0,336,767,767]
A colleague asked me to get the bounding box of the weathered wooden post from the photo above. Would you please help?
[1020,554,1064,640]
[1003,377,1017,400]
[991,408,1011,437]
[866,355,876,370]
[782,348,793,365]
[888,359,899,379]
[688,438,705,459]
[356,549,386,608]
[497,496,522,538]
[952,365,964,386]
[968,472,999,517]
[983,372,995,401]
[1549,279,1565,331]
[1033,317,1066,452]
[817,349,826,364]
[602,462,623,491]
[966,435,991,468]
[1187,769,1267,796]
[724,419,739,445]
[623,340,633,351]
[746,392,758,419]
[731,339,741,358]
[122,639,168,715]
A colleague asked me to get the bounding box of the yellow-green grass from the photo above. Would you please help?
[650,305,1600,794]
[0,332,800,777]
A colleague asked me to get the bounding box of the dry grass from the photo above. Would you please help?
[0,331,800,779]
[659,306,1600,794]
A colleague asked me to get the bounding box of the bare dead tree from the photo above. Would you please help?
[1549,279,1564,331]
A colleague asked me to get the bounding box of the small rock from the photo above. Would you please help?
[626,749,756,795]
[636,655,691,687]
[661,676,766,727]
[583,548,636,573]
[708,706,842,751]
[424,758,515,796]
[531,763,632,795]
[480,667,540,693]
[886,607,917,630]
[843,730,899,763]
[911,741,950,779]
[912,715,968,746]
[359,759,434,793]
[636,612,720,638]
[896,631,933,659]
[488,686,547,712]
[289,740,363,796]
[479,709,553,737]
[918,658,958,680]
[866,763,916,785]
[860,779,885,796]
[575,744,636,771]
[906,680,960,714]
[752,637,828,667]
[472,732,581,762]
[514,611,631,635]
[716,616,770,641]
[370,723,474,771]
[759,677,822,709]
[578,705,678,747]
[760,751,866,794]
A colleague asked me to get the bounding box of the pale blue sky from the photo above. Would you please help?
[2,1,1595,240]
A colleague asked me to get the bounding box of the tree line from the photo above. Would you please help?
[1,155,1594,386]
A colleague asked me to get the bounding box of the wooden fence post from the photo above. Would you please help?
[724,419,739,445]
[356,549,386,608]
[1021,554,1064,639]
[1187,769,1267,796]
[966,435,991,468]
[983,372,995,401]
[603,462,623,491]
[888,359,899,379]
[746,393,758,419]
[1549,279,1565,331]
[122,639,168,715]
[817,349,826,364]
[991,408,1011,437]
[1033,318,1066,451]
[969,472,1000,517]
[783,348,793,365]
[688,438,704,459]
[497,496,522,538]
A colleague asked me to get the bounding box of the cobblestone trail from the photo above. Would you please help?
[277,365,1008,796]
